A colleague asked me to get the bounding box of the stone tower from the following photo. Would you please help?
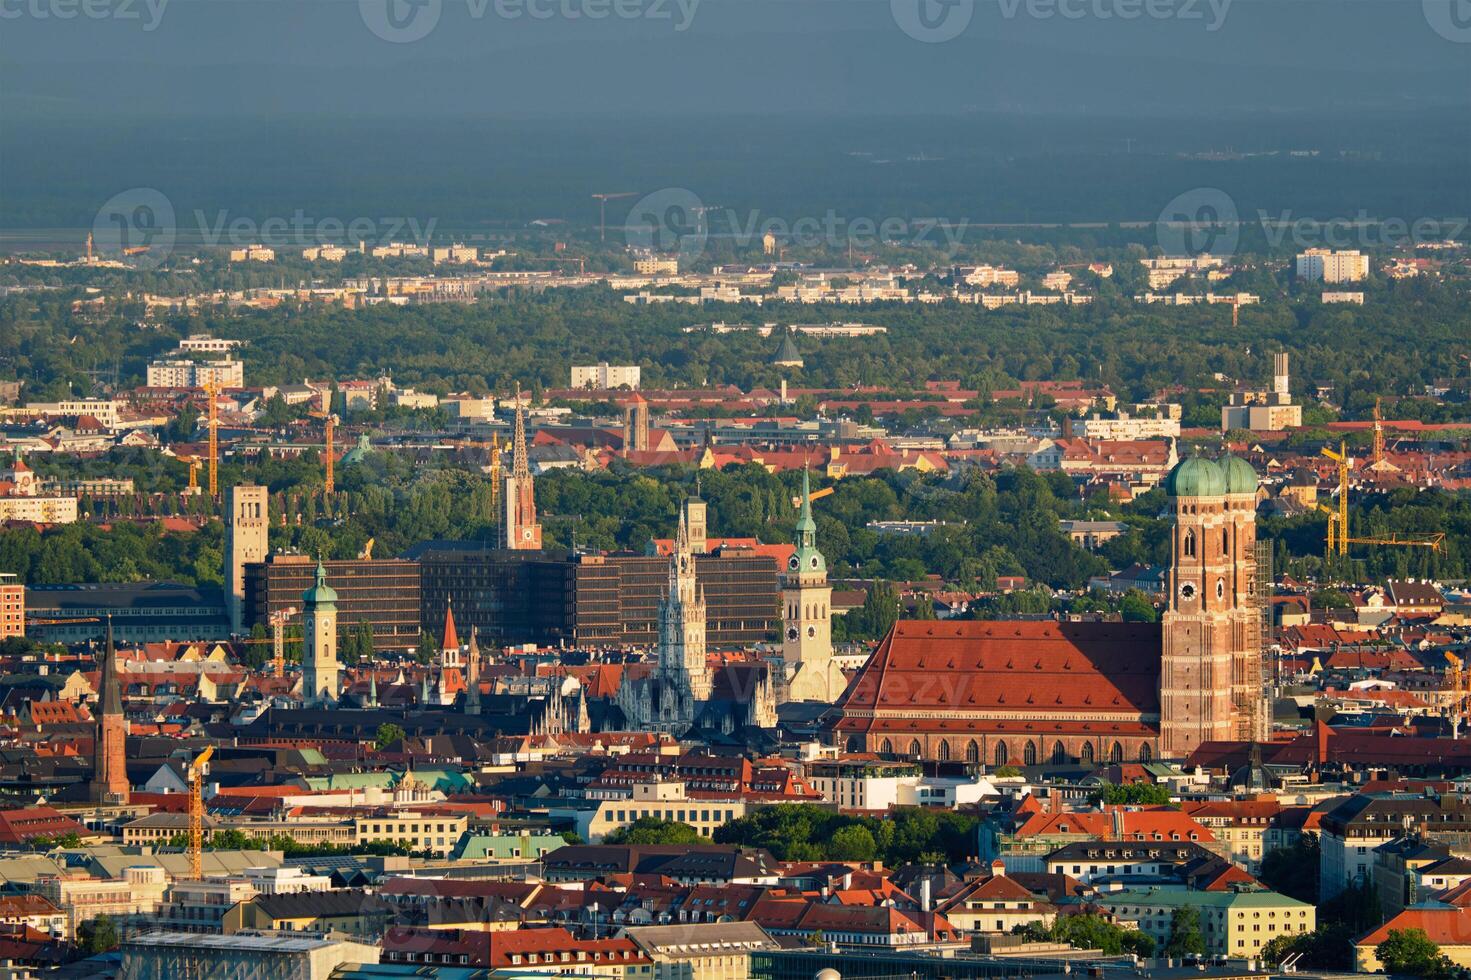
[301,562,340,705]
[92,619,129,804]
[658,506,711,705]
[224,485,269,634]
[623,394,650,454]
[502,385,543,550]
[781,469,838,703]
[1159,456,1261,758]
[681,492,707,556]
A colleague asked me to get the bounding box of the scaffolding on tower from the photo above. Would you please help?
[204,380,220,498]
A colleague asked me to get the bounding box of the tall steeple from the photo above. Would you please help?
[440,600,462,669]
[465,626,482,716]
[92,618,129,804]
[658,503,711,705]
[300,561,340,706]
[780,467,837,703]
[502,383,543,550]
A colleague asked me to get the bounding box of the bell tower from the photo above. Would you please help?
[301,561,340,705]
[781,470,837,702]
[1159,456,1254,758]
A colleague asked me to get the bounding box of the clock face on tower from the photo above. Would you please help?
[806,625,817,638]
[788,556,799,571]
[786,626,799,641]
[1178,582,1197,601]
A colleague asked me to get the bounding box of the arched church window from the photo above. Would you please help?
[966,740,980,764]
[1183,530,1196,557]
[995,742,1009,767]
[1139,743,1153,762]
[880,739,893,755]
[1110,741,1124,763]
[1080,742,1095,765]
[908,740,922,758]
[1051,741,1067,764]
[937,741,951,762]
[1023,742,1037,766]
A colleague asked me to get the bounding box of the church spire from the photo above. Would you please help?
[512,382,529,480]
[92,618,129,804]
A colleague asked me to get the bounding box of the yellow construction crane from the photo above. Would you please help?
[187,745,214,879]
[1319,440,1444,558]
[270,606,297,678]
[487,438,504,515]
[204,380,220,497]
[358,538,375,561]
[790,485,835,509]
[1373,397,1386,466]
[185,456,201,496]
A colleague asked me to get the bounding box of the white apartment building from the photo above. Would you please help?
[1296,248,1369,283]
[147,359,244,389]
[302,245,348,261]
[390,388,440,410]
[432,244,478,264]
[178,335,244,353]
[571,363,641,390]
[634,256,679,275]
[1323,291,1365,304]
[565,780,748,843]
[371,242,429,258]
[17,399,119,428]
[352,812,468,857]
[1075,414,1182,440]
[228,245,275,262]
[1041,271,1073,290]
[957,265,1020,287]
[442,393,495,421]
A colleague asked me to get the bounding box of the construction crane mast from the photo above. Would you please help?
[204,380,220,497]
[187,745,214,879]
[1318,440,1444,560]
[591,192,636,241]
[270,606,297,679]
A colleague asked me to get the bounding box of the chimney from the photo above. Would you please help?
[990,860,1006,878]
[920,877,932,912]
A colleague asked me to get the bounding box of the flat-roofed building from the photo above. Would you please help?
[120,930,379,980]
[26,582,229,644]
[243,554,421,653]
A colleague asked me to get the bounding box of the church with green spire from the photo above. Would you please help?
[777,469,842,703]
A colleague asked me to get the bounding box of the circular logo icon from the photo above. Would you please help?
[625,188,708,265]
[360,0,441,43]
[92,188,176,270]
[1424,0,1471,42]
[1156,187,1239,260]
[891,0,973,42]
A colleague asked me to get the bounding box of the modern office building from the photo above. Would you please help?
[242,554,422,653]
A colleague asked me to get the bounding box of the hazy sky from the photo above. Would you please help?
[4,0,1468,117]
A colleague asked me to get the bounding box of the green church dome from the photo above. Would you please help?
[1164,456,1227,498]
[1219,454,1258,495]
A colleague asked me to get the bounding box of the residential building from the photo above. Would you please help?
[227,245,276,262]
[0,573,22,639]
[1296,248,1369,283]
[352,810,469,856]
[14,399,118,427]
[146,358,244,389]
[635,256,679,276]
[622,921,780,980]
[1099,888,1314,958]
[573,363,642,390]
[1221,352,1302,432]
[177,336,244,353]
[1319,793,1471,900]
[1323,291,1365,304]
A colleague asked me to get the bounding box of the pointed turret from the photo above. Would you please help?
[367,669,378,708]
[92,619,129,804]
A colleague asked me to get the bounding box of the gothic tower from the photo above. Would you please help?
[1159,456,1260,758]
[681,492,707,556]
[658,506,711,705]
[224,485,268,634]
[781,469,838,703]
[502,384,543,550]
[301,562,341,705]
[92,619,129,804]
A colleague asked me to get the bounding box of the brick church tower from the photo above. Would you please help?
[92,620,129,804]
[1160,455,1263,758]
[502,385,542,550]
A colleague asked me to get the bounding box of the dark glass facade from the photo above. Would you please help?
[242,556,422,651]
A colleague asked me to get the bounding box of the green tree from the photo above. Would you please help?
[1376,928,1451,977]
[1090,783,1173,806]
[604,817,704,845]
[1164,906,1205,958]
[374,722,406,749]
[827,825,879,862]
[1260,833,1320,904]
[79,914,119,954]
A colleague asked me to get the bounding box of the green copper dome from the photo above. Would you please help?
[302,561,338,606]
[1219,454,1258,495]
[1164,456,1227,498]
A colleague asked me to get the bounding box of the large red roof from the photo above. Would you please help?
[834,620,1162,737]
